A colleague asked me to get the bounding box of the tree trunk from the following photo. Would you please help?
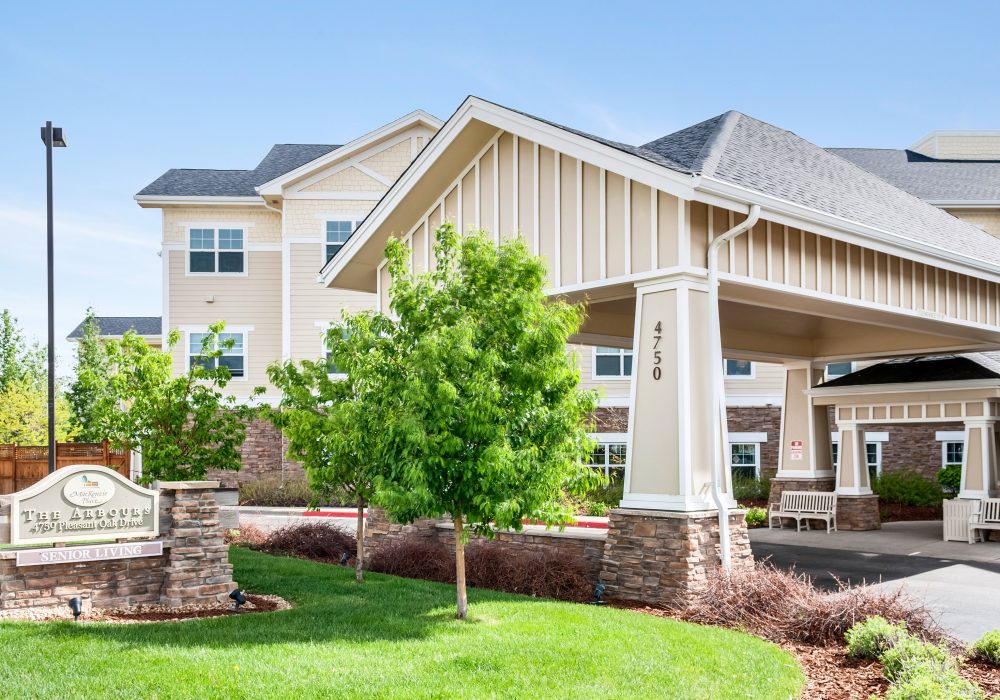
[454,513,468,620]
[355,498,365,583]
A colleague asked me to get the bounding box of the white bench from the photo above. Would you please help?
[968,498,1000,544]
[769,491,838,533]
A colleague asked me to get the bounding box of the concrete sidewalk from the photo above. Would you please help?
[750,520,1000,564]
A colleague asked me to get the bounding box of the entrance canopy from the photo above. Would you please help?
[320,96,1000,513]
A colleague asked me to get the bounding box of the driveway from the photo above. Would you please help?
[751,530,1000,642]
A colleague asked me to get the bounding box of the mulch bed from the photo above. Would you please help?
[879,503,943,522]
[0,594,291,624]
[616,603,1000,699]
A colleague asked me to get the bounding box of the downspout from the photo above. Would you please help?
[707,203,761,572]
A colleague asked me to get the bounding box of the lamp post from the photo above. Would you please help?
[40,121,67,474]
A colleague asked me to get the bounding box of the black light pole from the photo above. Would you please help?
[40,121,66,474]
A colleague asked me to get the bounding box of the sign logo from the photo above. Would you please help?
[62,473,117,507]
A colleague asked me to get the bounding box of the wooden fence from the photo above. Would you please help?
[0,442,130,495]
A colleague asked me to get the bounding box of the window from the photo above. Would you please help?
[326,221,360,262]
[724,359,753,378]
[826,362,854,380]
[594,347,633,378]
[730,443,759,480]
[188,331,245,378]
[188,228,245,274]
[588,441,627,477]
[943,441,964,468]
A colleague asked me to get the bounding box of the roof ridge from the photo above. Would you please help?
[694,110,742,176]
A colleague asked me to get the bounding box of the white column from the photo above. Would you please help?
[835,421,872,495]
[776,362,834,479]
[621,274,734,512]
[959,419,999,500]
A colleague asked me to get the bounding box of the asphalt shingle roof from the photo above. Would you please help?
[137,144,340,197]
[638,111,1000,267]
[67,316,162,340]
[827,148,1000,203]
[817,353,1000,387]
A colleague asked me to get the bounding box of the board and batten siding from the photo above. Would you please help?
[376,131,688,312]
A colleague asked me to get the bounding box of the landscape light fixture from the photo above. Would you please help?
[39,121,67,474]
[68,596,83,621]
[591,584,606,606]
[339,551,351,566]
[229,589,247,611]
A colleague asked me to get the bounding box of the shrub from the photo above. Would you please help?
[585,501,610,517]
[872,470,945,507]
[732,473,771,503]
[937,464,962,495]
[239,477,333,507]
[884,671,983,700]
[969,629,1000,666]
[367,537,595,603]
[880,635,954,683]
[678,562,941,646]
[845,616,909,659]
[226,523,268,547]
[743,507,767,527]
[255,522,357,563]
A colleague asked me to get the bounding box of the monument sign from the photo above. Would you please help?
[8,464,159,545]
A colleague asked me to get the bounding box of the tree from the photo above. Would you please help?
[93,323,261,483]
[0,379,76,444]
[266,313,395,582]
[372,224,601,619]
[67,308,112,441]
[0,309,46,393]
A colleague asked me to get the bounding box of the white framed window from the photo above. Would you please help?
[187,330,246,379]
[825,362,854,380]
[188,227,245,274]
[724,359,754,379]
[325,220,362,262]
[935,431,965,469]
[587,433,628,477]
[730,443,759,480]
[594,347,633,378]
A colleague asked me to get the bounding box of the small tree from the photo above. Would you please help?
[67,308,112,441]
[0,379,76,444]
[94,323,260,483]
[266,314,395,582]
[373,224,600,619]
[0,309,46,393]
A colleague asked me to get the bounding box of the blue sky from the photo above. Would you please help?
[2,0,999,375]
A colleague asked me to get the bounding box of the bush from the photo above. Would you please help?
[880,635,954,683]
[678,562,941,646]
[845,616,909,659]
[732,473,770,503]
[367,537,595,602]
[873,471,944,507]
[255,522,357,563]
[239,477,315,507]
[743,507,767,527]
[884,671,983,700]
[969,629,1000,666]
[937,465,962,495]
[584,501,610,517]
[226,523,268,547]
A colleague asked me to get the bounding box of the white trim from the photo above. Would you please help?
[591,345,633,380]
[726,394,783,407]
[811,378,1000,398]
[830,431,889,442]
[723,358,756,380]
[184,225,249,277]
[182,326,253,381]
[281,205,290,360]
[256,110,443,195]
[936,431,966,442]
[597,396,630,407]
[729,431,767,443]
[136,195,264,208]
[590,432,629,442]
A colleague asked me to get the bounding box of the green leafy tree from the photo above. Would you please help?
[373,224,600,619]
[94,323,261,483]
[0,379,76,444]
[266,314,395,582]
[0,309,46,393]
[67,308,112,442]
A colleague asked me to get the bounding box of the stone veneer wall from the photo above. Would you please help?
[209,418,305,488]
[0,484,236,611]
[727,406,782,476]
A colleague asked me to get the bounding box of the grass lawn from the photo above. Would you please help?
[0,548,803,699]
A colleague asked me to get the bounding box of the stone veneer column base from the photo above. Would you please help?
[836,494,881,531]
[767,476,837,508]
[599,508,753,608]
